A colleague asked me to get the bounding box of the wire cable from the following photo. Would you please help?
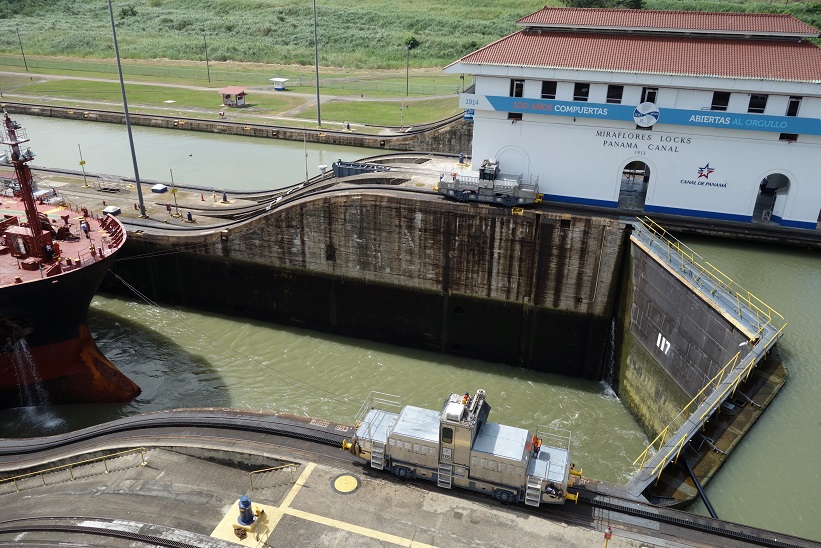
[109,272,360,410]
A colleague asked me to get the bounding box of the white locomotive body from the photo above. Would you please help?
[344,390,580,506]
[435,159,542,207]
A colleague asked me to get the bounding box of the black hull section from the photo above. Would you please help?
[0,251,140,407]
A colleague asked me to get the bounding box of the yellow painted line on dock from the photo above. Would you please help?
[284,507,436,547]
[211,462,434,547]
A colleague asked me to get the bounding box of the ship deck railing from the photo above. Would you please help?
[626,217,786,496]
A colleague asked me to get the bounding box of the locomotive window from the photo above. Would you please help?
[442,427,454,444]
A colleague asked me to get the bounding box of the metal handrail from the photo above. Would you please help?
[632,322,786,479]
[248,463,300,491]
[0,447,147,493]
[353,391,402,448]
[634,217,785,333]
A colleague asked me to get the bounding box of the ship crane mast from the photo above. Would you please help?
[1,112,44,261]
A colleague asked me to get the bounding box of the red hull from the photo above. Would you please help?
[0,323,140,407]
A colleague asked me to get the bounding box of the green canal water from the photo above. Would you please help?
[0,114,818,541]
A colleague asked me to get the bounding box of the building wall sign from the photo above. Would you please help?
[461,94,821,135]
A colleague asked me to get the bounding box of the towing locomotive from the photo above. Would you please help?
[434,158,543,207]
[343,389,582,506]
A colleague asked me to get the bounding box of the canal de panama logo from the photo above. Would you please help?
[633,102,660,128]
[697,163,715,179]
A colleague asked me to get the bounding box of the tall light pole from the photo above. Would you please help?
[313,0,321,128]
[16,28,27,72]
[405,45,410,97]
[108,0,147,218]
[203,35,211,83]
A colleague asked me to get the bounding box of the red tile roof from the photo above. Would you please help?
[219,86,247,95]
[454,31,821,82]
[517,7,819,36]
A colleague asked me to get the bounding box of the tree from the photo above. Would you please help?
[564,0,609,8]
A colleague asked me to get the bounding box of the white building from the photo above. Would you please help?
[445,8,821,229]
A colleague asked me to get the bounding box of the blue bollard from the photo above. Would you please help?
[223,192,228,203]
[187,211,193,222]
[458,152,465,164]
[237,495,254,525]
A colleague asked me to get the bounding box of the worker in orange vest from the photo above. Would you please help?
[532,434,542,457]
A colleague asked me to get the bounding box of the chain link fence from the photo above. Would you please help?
[0,54,462,96]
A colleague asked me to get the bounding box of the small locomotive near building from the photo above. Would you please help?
[435,159,543,206]
[343,390,581,506]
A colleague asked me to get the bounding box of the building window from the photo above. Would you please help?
[541,81,556,100]
[711,92,730,111]
[779,133,798,142]
[640,87,658,104]
[748,94,768,114]
[606,85,624,104]
[510,79,524,98]
[573,83,590,101]
[508,112,522,121]
[786,96,801,117]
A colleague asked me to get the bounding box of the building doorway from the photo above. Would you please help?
[619,161,650,210]
[754,173,790,223]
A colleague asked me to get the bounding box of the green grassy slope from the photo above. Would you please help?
[0,0,817,69]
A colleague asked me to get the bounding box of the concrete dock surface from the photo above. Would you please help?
[0,440,708,548]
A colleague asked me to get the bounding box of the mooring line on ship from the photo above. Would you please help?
[113,243,216,260]
[108,272,359,410]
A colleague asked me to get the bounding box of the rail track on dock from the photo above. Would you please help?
[0,409,814,548]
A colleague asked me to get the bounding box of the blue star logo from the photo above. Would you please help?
[697,163,715,179]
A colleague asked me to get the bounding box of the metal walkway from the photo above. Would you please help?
[625,218,786,497]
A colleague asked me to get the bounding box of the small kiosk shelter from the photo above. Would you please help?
[219,86,247,107]
[269,78,289,91]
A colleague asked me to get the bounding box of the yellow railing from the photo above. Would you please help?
[634,217,785,334]
[248,463,300,491]
[632,323,786,481]
[0,447,147,493]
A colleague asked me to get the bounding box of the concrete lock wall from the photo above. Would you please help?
[111,194,627,377]
[2,104,474,155]
[615,240,750,435]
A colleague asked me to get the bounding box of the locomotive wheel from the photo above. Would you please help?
[394,466,412,480]
[494,489,514,504]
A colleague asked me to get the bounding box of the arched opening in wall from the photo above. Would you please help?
[754,173,790,223]
[493,145,530,178]
[618,161,650,210]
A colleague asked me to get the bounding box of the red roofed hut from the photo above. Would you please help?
[219,86,247,107]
